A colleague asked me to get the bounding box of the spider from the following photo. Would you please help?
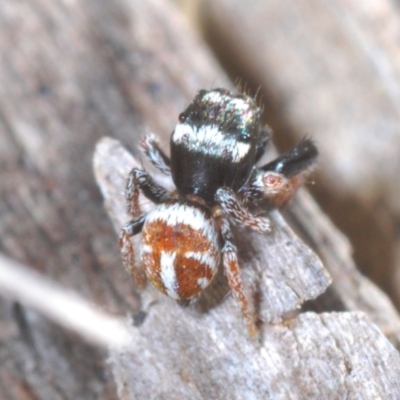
[119,88,317,335]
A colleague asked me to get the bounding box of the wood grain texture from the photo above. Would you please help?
[1,0,400,398]
[111,310,400,399]
[94,137,400,398]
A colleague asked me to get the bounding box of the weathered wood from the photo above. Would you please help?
[94,133,400,399]
[201,0,400,305]
[94,136,400,398]
[288,191,400,348]
[111,311,400,399]
[1,0,400,398]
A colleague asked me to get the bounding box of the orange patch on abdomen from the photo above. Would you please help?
[141,205,220,301]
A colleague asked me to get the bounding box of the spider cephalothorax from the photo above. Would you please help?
[119,88,317,335]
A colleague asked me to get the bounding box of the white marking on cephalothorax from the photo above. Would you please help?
[197,277,210,289]
[230,98,251,112]
[201,92,252,113]
[185,251,219,272]
[172,123,191,142]
[146,203,217,245]
[172,124,251,163]
[160,251,179,300]
[202,91,228,104]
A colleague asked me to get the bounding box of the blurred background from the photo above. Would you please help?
[1,0,400,398]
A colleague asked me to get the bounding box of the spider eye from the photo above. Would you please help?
[178,112,186,123]
[239,128,251,142]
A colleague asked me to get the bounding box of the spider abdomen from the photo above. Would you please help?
[141,202,220,301]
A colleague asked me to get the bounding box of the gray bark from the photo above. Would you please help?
[0,0,400,399]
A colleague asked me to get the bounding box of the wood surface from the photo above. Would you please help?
[94,136,399,399]
[1,0,400,399]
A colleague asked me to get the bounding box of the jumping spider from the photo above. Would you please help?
[119,88,317,335]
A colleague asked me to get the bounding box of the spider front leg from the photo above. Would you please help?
[215,188,270,336]
[119,215,147,288]
[215,187,271,233]
[244,138,318,207]
[125,167,170,217]
[219,217,257,336]
[121,167,170,288]
[139,133,171,175]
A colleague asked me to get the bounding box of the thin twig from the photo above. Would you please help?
[0,253,132,349]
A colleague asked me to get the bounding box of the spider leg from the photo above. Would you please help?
[122,168,170,288]
[139,133,171,175]
[119,214,147,288]
[244,138,318,207]
[215,187,271,233]
[125,167,170,217]
[219,217,257,336]
[260,138,318,177]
